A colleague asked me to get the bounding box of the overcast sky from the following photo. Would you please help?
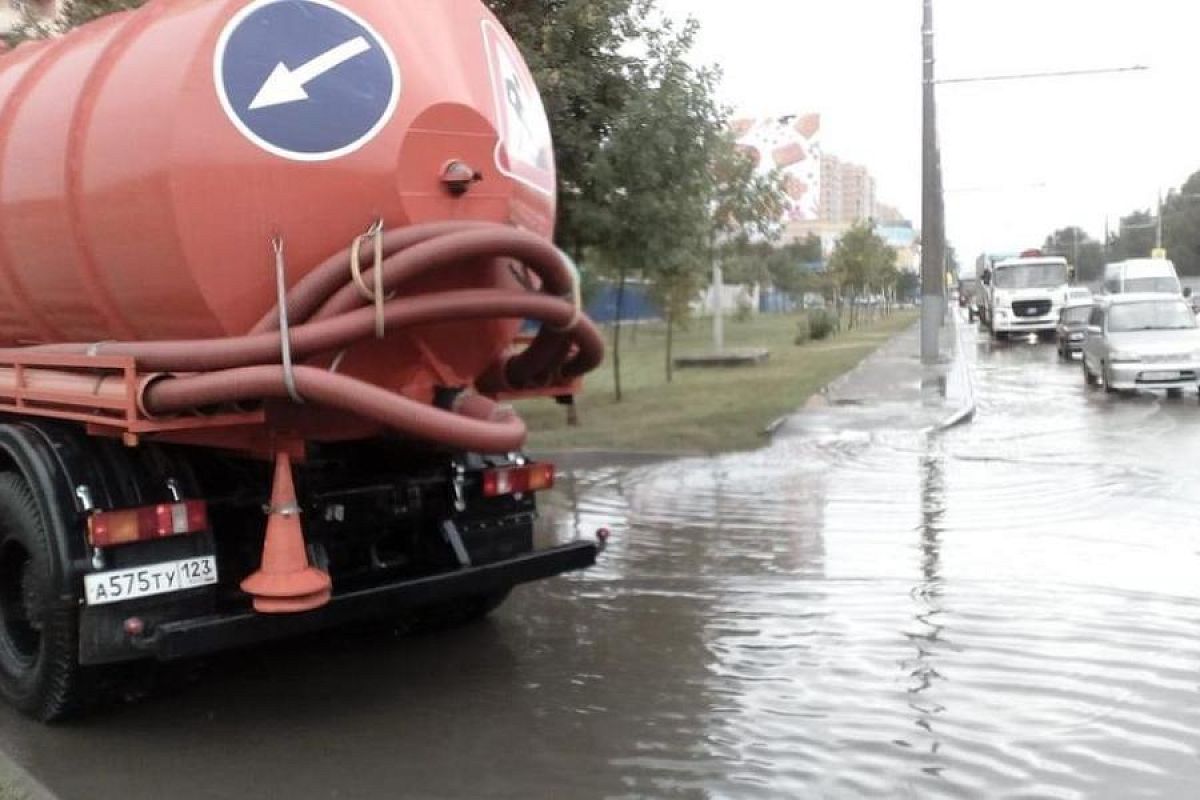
[657,0,1200,260]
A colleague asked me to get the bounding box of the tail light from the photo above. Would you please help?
[481,463,555,498]
[87,500,208,547]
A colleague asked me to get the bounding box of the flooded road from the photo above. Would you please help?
[4,325,1200,798]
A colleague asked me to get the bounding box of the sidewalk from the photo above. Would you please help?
[771,311,976,438]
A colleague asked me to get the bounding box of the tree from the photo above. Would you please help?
[827,222,897,328]
[1109,210,1157,262]
[1042,226,1104,283]
[1162,170,1200,276]
[597,17,725,396]
[896,270,920,303]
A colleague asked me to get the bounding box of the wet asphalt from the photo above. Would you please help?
[5,322,1200,798]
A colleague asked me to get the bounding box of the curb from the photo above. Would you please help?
[763,318,922,438]
[929,316,978,435]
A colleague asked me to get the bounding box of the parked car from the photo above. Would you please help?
[1056,302,1093,358]
[1081,293,1200,396]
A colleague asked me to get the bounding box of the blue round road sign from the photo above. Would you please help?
[214,0,401,161]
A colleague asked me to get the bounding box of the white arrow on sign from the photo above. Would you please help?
[249,36,372,110]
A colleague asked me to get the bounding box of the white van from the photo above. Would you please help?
[1103,259,1181,295]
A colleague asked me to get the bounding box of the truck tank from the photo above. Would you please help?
[0,0,602,447]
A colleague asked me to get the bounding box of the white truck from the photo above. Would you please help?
[978,252,1071,340]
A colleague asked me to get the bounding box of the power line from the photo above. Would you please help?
[936,65,1148,86]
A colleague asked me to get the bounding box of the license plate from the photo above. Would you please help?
[1142,370,1181,381]
[84,556,218,606]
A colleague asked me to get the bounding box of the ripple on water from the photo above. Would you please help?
[527,339,1200,798]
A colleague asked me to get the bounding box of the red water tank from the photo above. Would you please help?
[0,0,557,401]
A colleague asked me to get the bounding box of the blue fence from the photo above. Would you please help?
[585,282,662,324]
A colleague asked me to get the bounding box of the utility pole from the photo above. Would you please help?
[920,0,946,364]
[1155,188,1164,250]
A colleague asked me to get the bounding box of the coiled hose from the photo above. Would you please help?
[36,222,605,453]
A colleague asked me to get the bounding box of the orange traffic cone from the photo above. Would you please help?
[240,450,332,614]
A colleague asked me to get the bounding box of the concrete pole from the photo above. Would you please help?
[1156,188,1163,250]
[920,0,946,364]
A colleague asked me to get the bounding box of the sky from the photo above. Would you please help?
[657,0,1200,261]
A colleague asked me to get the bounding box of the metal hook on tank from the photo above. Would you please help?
[349,219,388,339]
[272,234,304,404]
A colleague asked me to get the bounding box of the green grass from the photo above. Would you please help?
[517,309,918,454]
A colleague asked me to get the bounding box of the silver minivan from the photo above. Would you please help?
[1081,294,1200,396]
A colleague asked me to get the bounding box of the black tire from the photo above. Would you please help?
[1102,362,1116,394]
[1082,357,1098,386]
[1167,388,1184,399]
[0,473,83,721]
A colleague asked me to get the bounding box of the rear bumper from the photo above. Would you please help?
[1061,335,1085,352]
[128,542,598,661]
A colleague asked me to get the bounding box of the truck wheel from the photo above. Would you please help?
[1102,363,1116,394]
[0,473,83,720]
[1167,388,1183,399]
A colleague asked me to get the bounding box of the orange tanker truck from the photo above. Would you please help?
[0,0,604,719]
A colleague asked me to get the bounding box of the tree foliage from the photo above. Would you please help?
[710,135,787,247]
[1161,171,1200,276]
[2,0,144,45]
[828,222,898,294]
[486,0,655,260]
[827,221,899,327]
[595,17,726,391]
[1042,226,1105,283]
[1099,168,1200,276]
[723,235,822,297]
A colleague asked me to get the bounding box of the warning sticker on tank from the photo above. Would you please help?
[482,20,555,196]
[213,0,401,161]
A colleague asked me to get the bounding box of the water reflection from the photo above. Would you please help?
[537,334,1200,797]
[902,448,948,779]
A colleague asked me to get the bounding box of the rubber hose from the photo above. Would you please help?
[18,224,603,452]
[37,290,603,375]
[250,221,495,334]
[143,366,528,453]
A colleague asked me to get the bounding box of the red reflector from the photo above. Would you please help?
[88,500,208,548]
[481,464,556,497]
[527,463,555,491]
